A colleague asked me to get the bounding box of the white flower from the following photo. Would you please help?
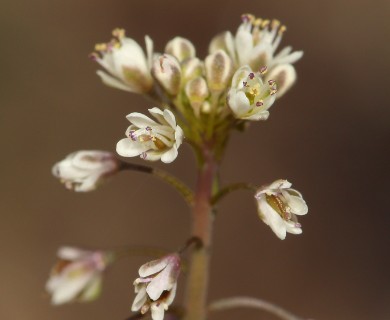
[91,28,154,93]
[227,65,276,120]
[52,150,119,192]
[209,14,303,97]
[132,254,181,320]
[255,179,308,240]
[116,108,184,163]
[46,247,111,305]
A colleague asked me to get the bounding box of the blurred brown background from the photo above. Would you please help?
[1,0,389,319]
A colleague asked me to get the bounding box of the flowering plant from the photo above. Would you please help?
[49,13,308,320]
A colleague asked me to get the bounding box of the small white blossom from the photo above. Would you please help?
[117,107,184,163]
[52,150,119,192]
[46,247,111,305]
[209,14,303,97]
[132,254,181,320]
[91,28,154,93]
[255,179,308,240]
[227,65,276,120]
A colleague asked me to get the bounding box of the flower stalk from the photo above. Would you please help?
[184,145,217,320]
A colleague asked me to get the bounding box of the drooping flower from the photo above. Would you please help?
[46,247,112,305]
[131,254,181,320]
[255,179,308,240]
[209,14,303,97]
[91,28,154,93]
[52,150,119,192]
[227,65,276,120]
[116,107,184,163]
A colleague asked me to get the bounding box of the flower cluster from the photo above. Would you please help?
[49,13,308,320]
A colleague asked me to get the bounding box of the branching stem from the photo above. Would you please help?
[120,161,194,205]
[212,182,257,205]
[209,296,306,320]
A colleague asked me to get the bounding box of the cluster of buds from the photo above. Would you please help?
[90,14,302,141]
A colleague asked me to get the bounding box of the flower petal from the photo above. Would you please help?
[116,138,149,157]
[96,70,133,92]
[127,112,158,128]
[258,199,287,240]
[139,257,169,278]
[151,302,165,320]
[161,147,178,164]
[132,285,148,311]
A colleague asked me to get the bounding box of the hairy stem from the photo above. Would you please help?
[209,296,306,320]
[120,161,194,205]
[184,146,217,320]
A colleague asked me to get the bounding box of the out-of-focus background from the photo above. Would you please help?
[1,0,389,319]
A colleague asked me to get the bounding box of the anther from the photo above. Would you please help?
[248,72,255,80]
[112,28,125,39]
[88,53,99,61]
[268,79,276,86]
[279,25,287,34]
[94,43,107,52]
[243,81,248,87]
[259,66,268,74]
[256,101,264,107]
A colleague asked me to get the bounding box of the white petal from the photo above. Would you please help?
[139,257,169,278]
[174,125,184,148]
[127,112,158,128]
[268,179,292,190]
[164,282,177,306]
[116,139,148,157]
[258,200,287,240]
[145,35,154,69]
[132,285,148,311]
[287,195,308,215]
[228,90,251,118]
[57,247,88,260]
[248,42,273,70]
[231,65,252,88]
[79,276,102,301]
[113,38,148,75]
[148,107,168,126]
[235,25,254,65]
[50,271,95,305]
[242,111,270,121]
[161,147,178,164]
[75,173,100,192]
[275,50,303,65]
[96,70,133,92]
[151,302,165,320]
[162,109,177,129]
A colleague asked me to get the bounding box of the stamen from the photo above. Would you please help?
[271,19,281,29]
[95,43,107,52]
[256,101,263,107]
[129,130,137,141]
[88,53,99,61]
[248,72,255,80]
[141,152,147,160]
[241,14,254,23]
[112,28,125,39]
[279,25,287,34]
[268,79,276,86]
[259,66,268,74]
[261,19,270,28]
[243,81,248,87]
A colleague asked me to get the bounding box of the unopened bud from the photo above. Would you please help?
[181,57,204,82]
[165,37,196,62]
[152,54,182,96]
[185,77,209,116]
[205,50,233,93]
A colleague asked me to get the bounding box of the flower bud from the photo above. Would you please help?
[255,179,308,240]
[208,31,236,62]
[185,77,209,116]
[181,57,204,83]
[152,54,182,96]
[52,151,119,192]
[165,37,196,62]
[265,63,297,98]
[205,50,233,93]
[46,247,112,305]
[132,254,181,320]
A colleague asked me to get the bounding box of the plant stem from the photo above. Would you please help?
[184,146,217,320]
[208,296,306,320]
[120,161,194,205]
